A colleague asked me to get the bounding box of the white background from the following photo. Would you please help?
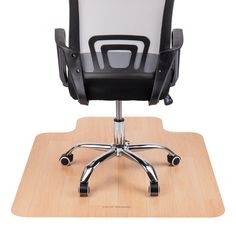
[0,0,236,235]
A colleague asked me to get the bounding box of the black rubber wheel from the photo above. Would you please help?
[167,154,181,166]
[59,154,74,166]
[79,183,90,197]
[148,182,160,196]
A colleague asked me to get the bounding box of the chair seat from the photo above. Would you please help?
[80,51,157,101]
[84,72,155,101]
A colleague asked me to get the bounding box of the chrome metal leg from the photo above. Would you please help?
[59,143,113,167]
[129,143,177,156]
[79,148,116,196]
[121,148,158,184]
[64,143,113,156]
[80,148,116,184]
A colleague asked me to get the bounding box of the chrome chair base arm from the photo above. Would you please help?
[80,148,116,196]
[128,143,177,156]
[59,143,113,166]
[65,143,113,155]
[121,148,158,183]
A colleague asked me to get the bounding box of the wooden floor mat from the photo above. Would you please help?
[12,117,224,217]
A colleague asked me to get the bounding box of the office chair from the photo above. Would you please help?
[55,0,183,197]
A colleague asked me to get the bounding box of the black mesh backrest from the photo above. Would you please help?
[69,0,174,73]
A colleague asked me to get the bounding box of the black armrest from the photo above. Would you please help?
[171,29,183,86]
[55,28,66,47]
[55,28,68,86]
[55,28,88,105]
[172,29,184,50]
[149,29,184,105]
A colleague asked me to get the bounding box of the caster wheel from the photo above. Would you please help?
[167,154,181,166]
[59,154,73,166]
[148,182,160,196]
[79,183,90,197]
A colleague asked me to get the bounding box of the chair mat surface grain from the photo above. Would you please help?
[12,117,224,217]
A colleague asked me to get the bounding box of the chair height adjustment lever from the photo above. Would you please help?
[164,94,173,106]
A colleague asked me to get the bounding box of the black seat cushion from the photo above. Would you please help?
[83,72,155,101]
